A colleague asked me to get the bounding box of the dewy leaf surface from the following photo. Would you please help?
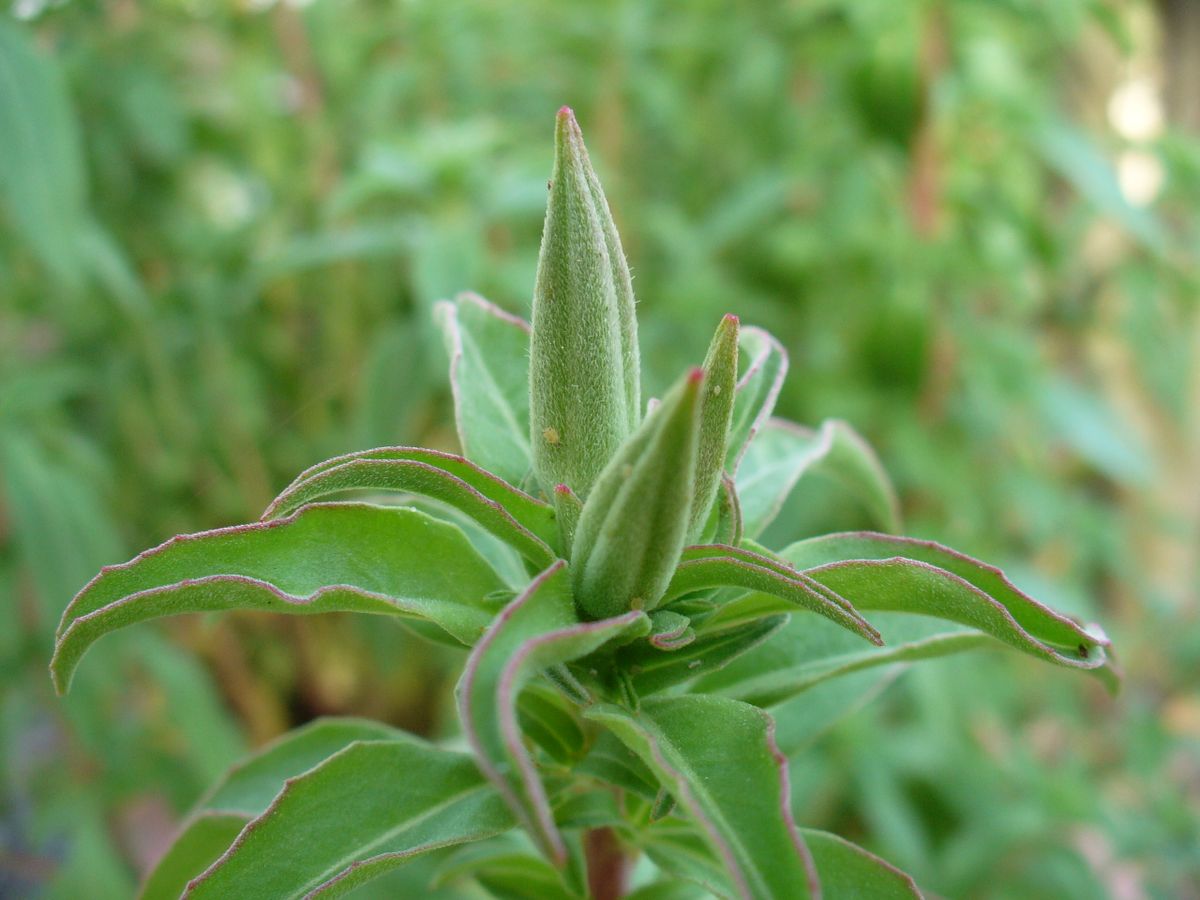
[52,503,505,692]
[587,696,818,900]
[530,107,639,498]
[435,292,533,487]
[783,532,1119,689]
[458,562,649,864]
[725,326,787,474]
[185,741,514,899]
[140,719,402,900]
[737,419,900,538]
[262,446,558,564]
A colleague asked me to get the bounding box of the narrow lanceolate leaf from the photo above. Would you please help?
[185,741,514,899]
[662,544,882,646]
[141,719,405,900]
[783,532,1120,689]
[530,107,639,498]
[52,503,505,692]
[725,326,787,474]
[572,370,704,620]
[588,696,818,900]
[694,611,987,708]
[458,563,649,865]
[737,419,901,539]
[801,830,924,898]
[690,315,739,536]
[434,292,533,487]
[262,446,558,564]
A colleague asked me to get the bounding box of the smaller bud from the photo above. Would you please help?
[689,314,739,537]
[571,368,704,620]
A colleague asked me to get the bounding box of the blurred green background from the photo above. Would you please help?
[1,1,1197,897]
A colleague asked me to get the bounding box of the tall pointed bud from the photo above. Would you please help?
[571,369,704,620]
[530,107,641,499]
[689,314,739,537]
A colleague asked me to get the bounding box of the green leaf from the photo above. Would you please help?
[434,292,534,487]
[0,20,89,292]
[433,836,578,900]
[185,740,514,898]
[623,615,787,697]
[800,829,924,898]
[262,446,559,564]
[588,696,818,899]
[647,609,695,651]
[141,813,245,900]
[516,681,587,765]
[663,544,882,645]
[571,369,704,620]
[200,718,408,815]
[690,314,739,535]
[457,562,649,864]
[737,419,900,538]
[574,730,660,801]
[140,719,412,899]
[52,503,505,692]
[1036,122,1167,253]
[530,108,640,498]
[725,326,787,474]
[695,611,986,708]
[783,532,1119,689]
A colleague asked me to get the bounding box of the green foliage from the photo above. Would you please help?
[50,112,1123,898]
[4,2,1196,897]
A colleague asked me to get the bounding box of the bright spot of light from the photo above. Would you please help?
[1108,77,1164,142]
[1117,149,1165,206]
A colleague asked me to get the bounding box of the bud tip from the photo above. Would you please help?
[723,313,739,325]
[687,367,705,385]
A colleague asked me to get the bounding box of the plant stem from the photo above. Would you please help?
[584,827,629,900]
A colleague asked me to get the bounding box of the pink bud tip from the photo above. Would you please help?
[557,106,574,120]
[687,367,705,384]
[554,483,573,496]
[723,313,739,324]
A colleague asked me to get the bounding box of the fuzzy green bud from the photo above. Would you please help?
[530,107,641,499]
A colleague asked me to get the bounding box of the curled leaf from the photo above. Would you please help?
[457,562,649,864]
[663,544,882,646]
[783,532,1119,690]
[52,503,505,692]
[263,446,559,564]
